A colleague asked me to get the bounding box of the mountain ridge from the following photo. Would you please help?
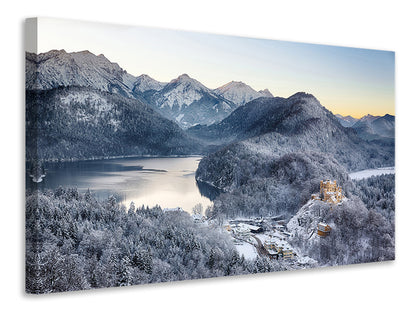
[26,50,137,98]
[352,114,395,140]
[143,73,237,128]
[213,80,273,107]
[195,92,394,193]
[27,50,280,129]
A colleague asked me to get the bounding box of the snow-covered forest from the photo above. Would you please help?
[353,174,395,221]
[26,188,299,294]
[26,86,202,162]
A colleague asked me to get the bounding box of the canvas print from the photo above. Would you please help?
[25,17,395,294]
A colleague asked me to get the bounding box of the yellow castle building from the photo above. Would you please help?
[311,179,344,204]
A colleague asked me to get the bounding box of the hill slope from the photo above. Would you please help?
[287,197,394,265]
[201,151,354,218]
[26,86,201,161]
[353,114,395,140]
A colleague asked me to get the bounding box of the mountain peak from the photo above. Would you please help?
[360,114,379,122]
[217,81,251,91]
[214,81,271,107]
[49,49,67,54]
[177,73,191,80]
[335,114,358,127]
[136,73,158,82]
[151,74,235,128]
[169,73,201,85]
[26,49,136,96]
[288,91,315,99]
[133,74,166,93]
[229,81,245,86]
[259,88,273,97]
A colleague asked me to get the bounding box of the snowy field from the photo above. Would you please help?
[349,167,395,180]
[235,242,258,260]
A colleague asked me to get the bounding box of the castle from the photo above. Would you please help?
[311,179,344,204]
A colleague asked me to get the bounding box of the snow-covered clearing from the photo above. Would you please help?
[235,241,258,260]
[349,167,395,180]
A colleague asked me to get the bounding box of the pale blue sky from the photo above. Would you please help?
[36,17,395,117]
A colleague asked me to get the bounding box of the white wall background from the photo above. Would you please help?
[1,1,415,311]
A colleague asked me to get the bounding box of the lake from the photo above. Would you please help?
[349,167,395,180]
[26,156,213,213]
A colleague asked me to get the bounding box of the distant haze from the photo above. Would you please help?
[34,17,394,118]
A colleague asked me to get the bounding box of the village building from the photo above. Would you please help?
[224,224,232,232]
[317,222,331,237]
[282,248,294,260]
[244,224,263,233]
[263,237,294,260]
[233,223,251,239]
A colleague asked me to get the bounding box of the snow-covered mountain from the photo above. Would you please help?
[132,74,167,94]
[213,81,273,107]
[359,114,380,123]
[26,50,136,98]
[190,93,369,155]
[353,114,395,140]
[147,74,237,128]
[194,93,395,193]
[27,50,281,129]
[372,114,395,137]
[259,89,274,97]
[335,114,358,127]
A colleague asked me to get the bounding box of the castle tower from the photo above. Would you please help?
[319,179,344,204]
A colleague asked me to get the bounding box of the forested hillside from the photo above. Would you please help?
[202,151,353,218]
[26,86,202,161]
[287,197,394,265]
[195,93,394,218]
[191,93,394,171]
[353,174,395,221]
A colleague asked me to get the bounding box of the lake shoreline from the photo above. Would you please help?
[349,166,395,180]
[27,154,205,164]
